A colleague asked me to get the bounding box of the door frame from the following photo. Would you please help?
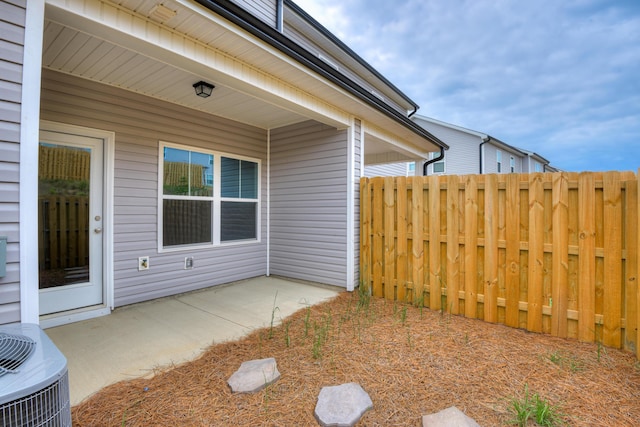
[38,121,115,328]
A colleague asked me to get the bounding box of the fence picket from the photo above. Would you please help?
[396,177,408,302]
[464,175,479,318]
[384,177,396,300]
[626,176,638,352]
[428,175,441,309]
[447,175,460,314]
[505,174,521,327]
[412,177,425,304]
[528,173,545,332]
[603,172,622,347]
[484,174,499,322]
[551,173,569,337]
[578,172,597,342]
[372,178,384,297]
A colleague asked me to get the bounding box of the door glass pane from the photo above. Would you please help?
[38,143,91,289]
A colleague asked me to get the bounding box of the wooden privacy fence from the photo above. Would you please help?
[39,145,90,181]
[38,196,90,270]
[360,171,640,358]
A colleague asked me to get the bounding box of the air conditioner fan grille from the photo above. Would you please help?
[0,333,36,377]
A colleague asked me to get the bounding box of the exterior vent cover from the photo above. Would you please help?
[0,333,36,377]
[0,324,71,427]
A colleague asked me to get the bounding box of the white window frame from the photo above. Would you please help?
[535,162,543,172]
[158,141,261,252]
[496,150,502,173]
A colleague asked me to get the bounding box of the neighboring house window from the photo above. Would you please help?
[535,162,543,172]
[496,150,502,173]
[431,152,445,174]
[510,156,515,173]
[160,143,259,249]
[407,162,415,175]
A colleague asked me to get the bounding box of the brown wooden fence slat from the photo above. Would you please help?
[411,177,425,304]
[528,173,545,332]
[603,172,622,347]
[464,175,479,318]
[484,173,499,322]
[428,175,441,310]
[551,172,569,337]
[447,174,460,314]
[505,173,521,327]
[396,177,408,302]
[578,172,597,342]
[626,176,638,352]
[384,177,396,301]
[372,178,383,297]
[360,179,371,290]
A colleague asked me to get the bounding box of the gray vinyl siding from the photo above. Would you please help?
[0,0,25,324]
[364,162,410,177]
[231,0,277,27]
[415,118,480,176]
[40,70,268,307]
[270,121,348,287]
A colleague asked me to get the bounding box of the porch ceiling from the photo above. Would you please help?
[42,19,310,130]
[42,0,438,161]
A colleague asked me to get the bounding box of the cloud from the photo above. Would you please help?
[293,0,640,171]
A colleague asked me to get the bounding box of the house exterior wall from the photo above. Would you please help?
[40,70,269,307]
[231,0,277,27]
[364,162,411,177]
[417,119,480,176]
[0,0,25,324]
[269,121,349,287]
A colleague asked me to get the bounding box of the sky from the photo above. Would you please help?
[293,0,640,172]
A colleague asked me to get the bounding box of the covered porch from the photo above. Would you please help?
[45,276,341,405]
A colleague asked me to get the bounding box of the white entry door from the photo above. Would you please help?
[38,130,104,315]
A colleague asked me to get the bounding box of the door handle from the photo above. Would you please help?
[94,227,102,234]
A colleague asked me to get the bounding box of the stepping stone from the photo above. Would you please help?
[422,406,481,427]
[227,357,280,393]
[314,382,373,427]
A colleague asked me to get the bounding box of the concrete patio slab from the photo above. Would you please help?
[44,276,341,405]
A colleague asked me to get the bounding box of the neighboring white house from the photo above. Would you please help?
[364,115,556,176]
[0,0,447,327]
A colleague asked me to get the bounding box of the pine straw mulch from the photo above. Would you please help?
[72,291,640,426]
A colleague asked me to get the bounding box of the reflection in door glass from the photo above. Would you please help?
[38,143,91,288]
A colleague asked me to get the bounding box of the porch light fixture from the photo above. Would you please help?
[193,81,215,98]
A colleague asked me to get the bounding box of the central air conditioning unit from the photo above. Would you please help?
[0,323,71,427]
